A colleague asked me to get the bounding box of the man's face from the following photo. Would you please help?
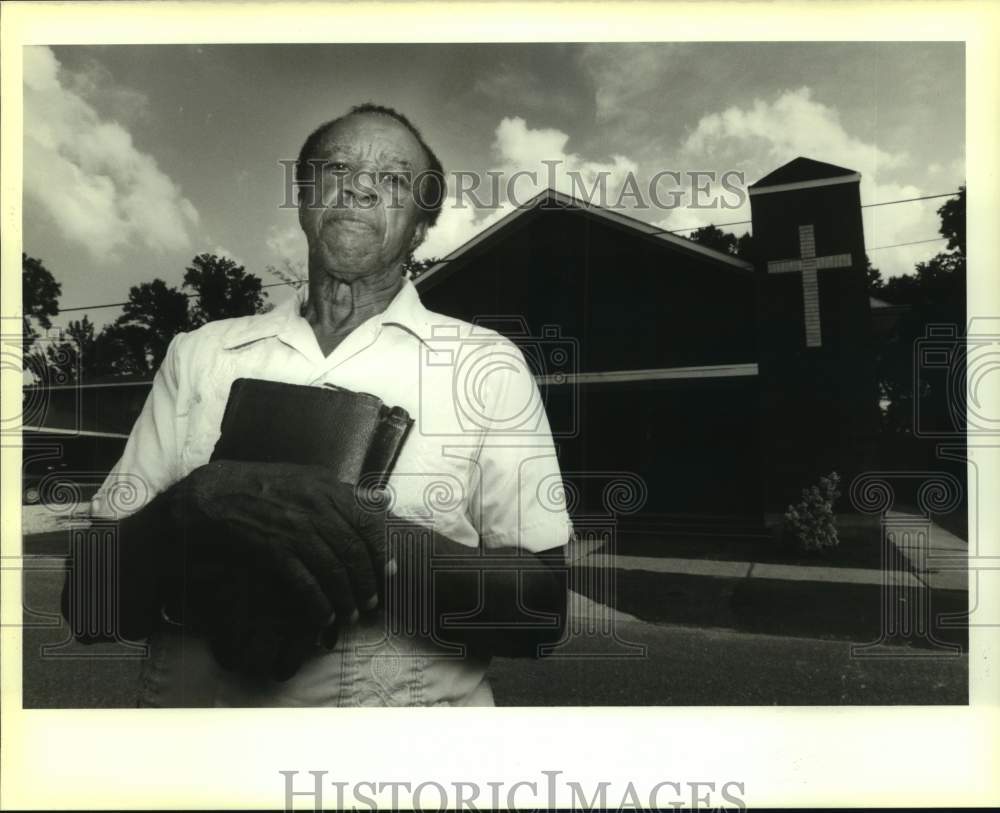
[298,113,430,279]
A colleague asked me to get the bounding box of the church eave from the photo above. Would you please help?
[416,188,753,292]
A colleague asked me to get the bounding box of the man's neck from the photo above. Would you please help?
[303,264,404,357]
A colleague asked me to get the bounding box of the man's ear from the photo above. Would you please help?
[297,193,307,230]
[409,220,428,252]
[297,171,320,232]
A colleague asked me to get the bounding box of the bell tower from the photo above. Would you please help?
[749,157,880,509]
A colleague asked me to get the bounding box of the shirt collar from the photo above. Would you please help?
[221,276,435,351]
[378,276,436,345]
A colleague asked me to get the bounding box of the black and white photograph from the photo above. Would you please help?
[3,1,999,810]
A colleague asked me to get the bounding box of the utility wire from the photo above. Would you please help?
[867,236,948,252]
[862,191,960,208]
[54,190,962,314]
[658,218,753,234]
[666,190,960,233]
[59,279,304,313]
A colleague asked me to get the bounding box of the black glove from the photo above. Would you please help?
[169,461,390,626]
[63,462,389,682]
[162,522,336,682]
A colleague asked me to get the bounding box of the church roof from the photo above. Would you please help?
[750,157,859,190]
[415,188,753,290]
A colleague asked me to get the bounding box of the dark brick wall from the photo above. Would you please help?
[751,181,881,509]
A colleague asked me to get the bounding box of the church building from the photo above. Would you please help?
[25,157,881,533]
[415,157,881,527]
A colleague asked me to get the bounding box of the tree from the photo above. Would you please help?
[22,253,61,354]
[183,253,268,325]
[735,232,757,264]
[44,315,129,382]
[114,278,194,374]
[878,186,965,314]
[101,323,164,377]
[688,225,737,255]
[403,255,439,281]
[108,255,270,375]
[938,184,966,255]
[266,258,308,291]
[23,252,272,381]
[873,187,966,442]
[865,256,884,294]
[46,316,95,383]
[686,226,756,262]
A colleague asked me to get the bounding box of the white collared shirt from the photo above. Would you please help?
[91,277,572,707]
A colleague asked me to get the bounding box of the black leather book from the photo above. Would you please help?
[210,378,413,489]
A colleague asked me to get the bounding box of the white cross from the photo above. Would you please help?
[767,224,852,348]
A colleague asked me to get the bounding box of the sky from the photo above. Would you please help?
[22,42,965,329]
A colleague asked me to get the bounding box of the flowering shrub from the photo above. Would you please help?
[782,471,842,552]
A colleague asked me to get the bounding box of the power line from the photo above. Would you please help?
[58,279,303,313]
[862,191,959,208]
[54,237,953,313]
[666,189,960,233]
[867,236,948,252]
[262,280,303,290]
[658,218,752,235]
[53,189,962,314]
[60,300,132,313]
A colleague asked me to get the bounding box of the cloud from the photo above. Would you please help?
[578,44,683,124]
[471,63,577,118]
[664,87,944,278]
[421,97,951,280]
[209,245,245,267]
[23,46,198,261]
[264,222,306,264]
[682,87,905,179]
[653,198,752,241]
[415,196,513,261]
[415,116,641,261]
[65,57,151,126]
[492,116,638,203]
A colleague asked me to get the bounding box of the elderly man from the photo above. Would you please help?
[65,103,572,707]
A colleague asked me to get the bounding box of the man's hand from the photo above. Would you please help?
[168,460,390,628]
[64,456,566,680]
[178,540,332,682]
[141,460,392,680]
